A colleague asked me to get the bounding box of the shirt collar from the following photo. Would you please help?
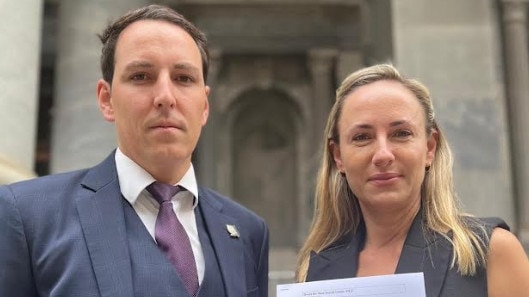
[115,148,199,207]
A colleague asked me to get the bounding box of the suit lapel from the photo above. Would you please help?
[198,188,245,297]
[76,153,133,297]
[395,213,451,297]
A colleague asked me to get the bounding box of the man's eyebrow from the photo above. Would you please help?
[173,63,200,73]
[121,61,201,75]
[123,61,154,71]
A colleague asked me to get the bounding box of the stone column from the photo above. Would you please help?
[335,51,364,85]
[307,49,337,151]
[305,48,336,243]
[0,0,43,184]
[50,0,146,173]
[501,0,529,250]
[392,0,515,227]
[196,48,222,188]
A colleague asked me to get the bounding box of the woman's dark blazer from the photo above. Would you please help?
[306,212,508,297]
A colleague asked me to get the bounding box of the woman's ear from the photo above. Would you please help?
[330,140,345,173]
[426,128,438,166]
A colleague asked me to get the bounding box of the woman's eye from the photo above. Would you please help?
[394,130,412,138]
[352,134,371,142]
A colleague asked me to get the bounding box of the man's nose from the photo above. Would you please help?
[153,75,176,109]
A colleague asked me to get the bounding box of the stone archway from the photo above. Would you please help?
[231,88,300,249]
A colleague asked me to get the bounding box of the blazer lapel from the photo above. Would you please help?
[76,153,133,297]
[307,227,364,281]
[198,188,245,297]
[396,213,451,297]
[308,213,451,297]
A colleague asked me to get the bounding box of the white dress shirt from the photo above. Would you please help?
[114,148,205,283]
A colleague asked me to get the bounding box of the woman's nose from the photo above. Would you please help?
[372,139,395,168]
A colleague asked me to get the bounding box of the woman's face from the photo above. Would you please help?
[331,80,437,213]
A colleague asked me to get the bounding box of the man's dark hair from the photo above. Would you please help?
[98,4,209,84]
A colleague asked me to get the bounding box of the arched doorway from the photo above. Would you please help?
[231,88,300,249]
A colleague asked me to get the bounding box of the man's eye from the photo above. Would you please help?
[131,73,148,81]
[176,75,194,83]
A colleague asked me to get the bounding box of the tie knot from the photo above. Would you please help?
[147,182,182,204]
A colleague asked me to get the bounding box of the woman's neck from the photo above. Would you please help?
[355,202,420,277]
[361,202,420,249]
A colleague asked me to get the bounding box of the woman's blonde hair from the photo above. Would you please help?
[296,64,488,281]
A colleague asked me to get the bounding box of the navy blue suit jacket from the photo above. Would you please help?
[0,152,269,297]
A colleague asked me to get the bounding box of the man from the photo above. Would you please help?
[0,5,269,297]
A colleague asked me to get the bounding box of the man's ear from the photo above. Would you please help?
[201,86,210,126]
[97,79,115,122]
[330,140,345,173]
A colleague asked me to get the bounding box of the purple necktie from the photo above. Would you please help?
[147,182,199,296]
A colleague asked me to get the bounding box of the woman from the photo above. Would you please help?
[296,64,529,296]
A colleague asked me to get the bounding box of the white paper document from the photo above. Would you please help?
[277,272,426,297]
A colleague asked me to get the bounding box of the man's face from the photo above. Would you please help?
[97,20,209,182]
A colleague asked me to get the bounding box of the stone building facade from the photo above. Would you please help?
[1,0,528,292]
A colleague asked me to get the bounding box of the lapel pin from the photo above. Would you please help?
[226,224,240,238]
